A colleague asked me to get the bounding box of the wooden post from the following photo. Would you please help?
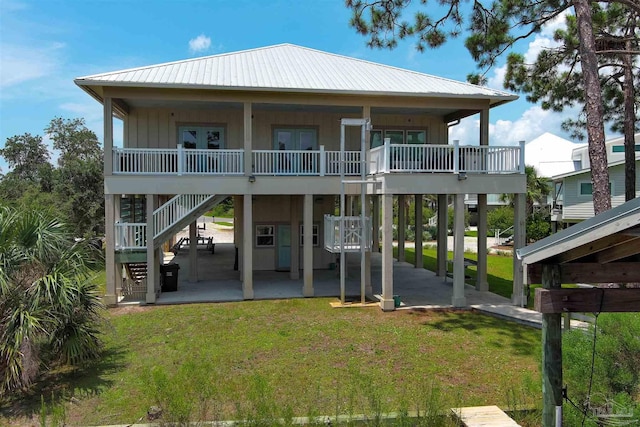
[437,194,448,277]
[542,264,562,427]
[398,195,405,262]
[415,194,423,269]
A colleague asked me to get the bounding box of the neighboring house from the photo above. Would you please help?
[465,133,581,223]
[552,132,640,227]
[75,43,527,310]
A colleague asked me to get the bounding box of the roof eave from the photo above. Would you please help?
[74,80,518,104]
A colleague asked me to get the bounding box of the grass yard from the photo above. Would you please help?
[1,299,542,426]
[399,247,515,300]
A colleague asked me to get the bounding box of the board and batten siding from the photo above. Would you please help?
[562,161,640,221]
[240,195,334,271]
[122,107,448,150]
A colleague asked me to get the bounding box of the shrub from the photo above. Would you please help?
[487,206,514,235]
[526,210,551,242]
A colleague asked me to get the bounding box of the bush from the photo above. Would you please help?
[526,210,551,242]
[487,206,514,235]
[447,206,470,234]
[563,313,640,422]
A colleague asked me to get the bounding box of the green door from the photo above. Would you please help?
[277,225,291,271]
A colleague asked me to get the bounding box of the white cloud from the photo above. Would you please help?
[450,104,581,146]
[188,34,211,54]
[0,43,64,88]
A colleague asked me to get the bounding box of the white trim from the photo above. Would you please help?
[255,224,275,247]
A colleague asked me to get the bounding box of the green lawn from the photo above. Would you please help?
[2,300,542,426]
[399,247,515,300]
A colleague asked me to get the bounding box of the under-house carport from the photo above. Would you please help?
[516,197,640,427]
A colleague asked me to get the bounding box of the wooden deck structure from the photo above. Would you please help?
[451,405,520,426]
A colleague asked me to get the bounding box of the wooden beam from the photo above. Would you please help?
[595,237,640,263]
[541,264,562,427]
[527,262,640,284]
[553,234,634,263]
[535,288,640,313]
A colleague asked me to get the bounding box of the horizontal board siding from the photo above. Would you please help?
[563,162,640,221]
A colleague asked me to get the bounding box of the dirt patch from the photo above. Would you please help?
[108,305,151,316]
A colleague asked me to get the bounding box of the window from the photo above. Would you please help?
[256,225,275,247]
[370,130,383,148]
[299,224,319,246]
[273,128,318,150]
[178,126,225,149]
[579,181,612,196]
[385,130,404,145]
[370,128,428,147]
[612,144,640,153]
[406,130,426,145]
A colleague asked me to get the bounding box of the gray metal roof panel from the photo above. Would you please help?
[516,197,640,263]
[75,43,517,101]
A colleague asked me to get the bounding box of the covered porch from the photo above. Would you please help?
[155,242,512,308]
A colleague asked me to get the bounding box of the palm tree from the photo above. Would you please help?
[501,165,551,213]
[0,206,103,393]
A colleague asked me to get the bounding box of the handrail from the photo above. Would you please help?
[115,223,147,250]
[153,194,212,239]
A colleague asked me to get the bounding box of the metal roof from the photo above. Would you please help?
[75,43,517,103]
[516,197,640,265]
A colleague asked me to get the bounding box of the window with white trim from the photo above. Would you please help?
[370,128,428,148]
[299,224,319,246]
[256,225,275,247]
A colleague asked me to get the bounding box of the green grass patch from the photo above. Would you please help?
[464,230,478,237]
[1,300,542,425]
[215,221,234,227]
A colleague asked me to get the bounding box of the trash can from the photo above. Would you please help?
[393,295,401,308]
[160,263,180,292]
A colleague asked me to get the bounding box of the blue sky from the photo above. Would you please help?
[0,0,599,172]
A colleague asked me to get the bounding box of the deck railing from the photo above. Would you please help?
[368,139,524,174]
[324,215,372,253]
[115,223,147,250]
[112,141,523,176]
[113,145,243,175]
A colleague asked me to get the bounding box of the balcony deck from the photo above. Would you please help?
[112,141,524,177]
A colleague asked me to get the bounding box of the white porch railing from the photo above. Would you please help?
[368,139,524,174]
[153,194,213,240]
[112,141,523,176]
[113,146,244,175]
[115,223,147,250]
[252,148,362,176]
[324,215,372,253]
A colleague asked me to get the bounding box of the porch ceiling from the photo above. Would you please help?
[118,98,461,118]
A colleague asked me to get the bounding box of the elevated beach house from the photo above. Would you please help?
[75,44,527,310]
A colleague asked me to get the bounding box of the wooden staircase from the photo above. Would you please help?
[121,262,147,301]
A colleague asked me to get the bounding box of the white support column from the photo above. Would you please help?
[512,193,527,306]
[103,97,113,176]
[146,194,156,303]
[476,194,489,291]
[303,194,314,297]
[380,194,395,311]
[236,195,243,275]
[415,194,423,269]
[397,195,405,262]
[243,194,254,299]
[290,196,300,280]
[364,195,372,295]
[436,194,448,277]
[244,102,252,176]
[452,194,466,307]
[188,221,198,282]
[114,195,122,298]
[372,196,380,252]
[104,194,117,306]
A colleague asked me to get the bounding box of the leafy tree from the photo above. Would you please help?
[0,118,105,237]
[501,165,551,214]
[45,117,103,166]
[487,206,514,234]
[505,2,639,201]
[0,206,103,393]
[0,133,50,182]
[347,0,623,214]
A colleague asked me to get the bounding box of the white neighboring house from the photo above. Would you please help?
[75,43,529,310]
[465,132,581,222]
[552,132,640,227]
